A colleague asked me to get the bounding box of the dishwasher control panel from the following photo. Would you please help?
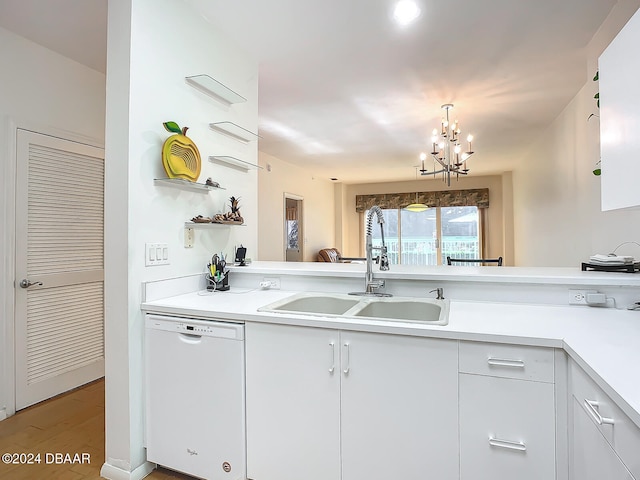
[146,314,244,340]
[179,323,218,335]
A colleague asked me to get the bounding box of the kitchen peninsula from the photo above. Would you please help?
[141,262,640,480]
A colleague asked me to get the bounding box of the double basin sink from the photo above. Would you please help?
[258,292,449,325]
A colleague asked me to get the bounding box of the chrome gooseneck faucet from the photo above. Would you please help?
[350,206,391,297]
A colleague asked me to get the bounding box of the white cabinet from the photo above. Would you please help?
[571,396,635,480]
[340,331,458,480]
[599,7,640,210]
[245,324,340,480]
[459,341,554,382]
[245,323,458,480]
[460,374,556,479]
[458,341,556,480]
[569,360,640,480]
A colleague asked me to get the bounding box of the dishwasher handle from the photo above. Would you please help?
[179,332,203,344]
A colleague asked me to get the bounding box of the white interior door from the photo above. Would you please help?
[14,129,105,409]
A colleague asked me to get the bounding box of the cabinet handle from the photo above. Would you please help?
[488,436,527,451]
[343,342,350,375]
[584,399,615,426]
[487,357,525,368]
[329,342,335,374]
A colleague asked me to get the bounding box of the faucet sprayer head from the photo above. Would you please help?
[366,206,385,236]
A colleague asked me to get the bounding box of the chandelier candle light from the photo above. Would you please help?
[419,104,475,186]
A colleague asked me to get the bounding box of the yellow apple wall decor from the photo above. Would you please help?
[161,121,202,181]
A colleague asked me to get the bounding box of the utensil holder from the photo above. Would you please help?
[207,271,230,291]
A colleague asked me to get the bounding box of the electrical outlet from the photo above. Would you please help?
[263,277,281,289]
[569,289,598,305]
[184,228,194,248]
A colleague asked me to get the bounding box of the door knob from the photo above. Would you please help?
[19,279,43,288]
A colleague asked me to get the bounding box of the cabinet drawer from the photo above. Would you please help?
[570,361,640,479]
[459,373,556,479]
[459,341,554,383]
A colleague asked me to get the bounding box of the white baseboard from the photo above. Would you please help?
[0,407,6,421]
[100,461,156,480]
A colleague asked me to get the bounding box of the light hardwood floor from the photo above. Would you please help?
[0,379,197,479]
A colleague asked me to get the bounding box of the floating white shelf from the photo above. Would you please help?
[185,74,246,106]
[185,221,246,228]
[209,155,262,171]
[209,122,259,144]
[154,178,225,192]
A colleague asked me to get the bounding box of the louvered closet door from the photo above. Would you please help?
[15,129,105,409]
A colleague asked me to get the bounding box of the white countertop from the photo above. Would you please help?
[142,287,640,429]
[230,261,640,286]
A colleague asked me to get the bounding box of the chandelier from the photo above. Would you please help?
[418,104,475,186]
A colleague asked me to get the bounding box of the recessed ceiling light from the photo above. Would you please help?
[393,0,421,26]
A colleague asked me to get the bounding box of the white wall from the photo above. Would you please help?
[103,0,257,475]
[513,0,640,267]
[0,26,105,419]
[513,77,640,266]
[257,151,335,261]
[512,81,597,267]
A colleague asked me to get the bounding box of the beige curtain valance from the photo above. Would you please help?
[355,188,489,212]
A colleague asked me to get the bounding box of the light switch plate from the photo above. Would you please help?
[146,243,169,266]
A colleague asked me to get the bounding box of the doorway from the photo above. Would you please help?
[284,193,303,262]
[14,129,105,410]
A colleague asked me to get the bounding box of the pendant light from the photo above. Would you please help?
[404,192,429,212]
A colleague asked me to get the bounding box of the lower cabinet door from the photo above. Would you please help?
[341,332,459,480]
[571,397,635,480]
[459,373,556,480]
[245,323,341,480]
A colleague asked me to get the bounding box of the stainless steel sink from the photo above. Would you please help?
[259,292,449,325]
[257,293,361,316]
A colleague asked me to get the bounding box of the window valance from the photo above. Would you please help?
[355,188,489,212]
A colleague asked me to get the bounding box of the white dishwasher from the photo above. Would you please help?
[145,314,245,480]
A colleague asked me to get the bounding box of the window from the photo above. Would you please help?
[366,206,482,265]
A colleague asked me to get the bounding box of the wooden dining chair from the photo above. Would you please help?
[446,256,503,266]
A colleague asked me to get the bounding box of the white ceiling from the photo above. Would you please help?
[0,0,107,73]
[0,0,621,183]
